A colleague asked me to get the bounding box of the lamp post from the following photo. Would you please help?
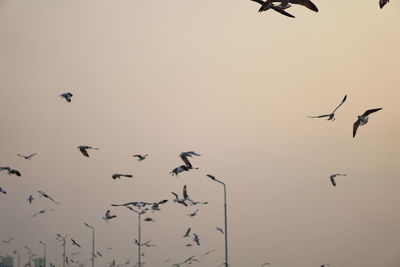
[24,246,32,267]
[13,250,20,267]
[39,241,46,267]
[84,223,95,267]
[123,206,146,267]
[207,174,229,267]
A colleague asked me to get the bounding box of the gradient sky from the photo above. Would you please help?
[1,0,400,267]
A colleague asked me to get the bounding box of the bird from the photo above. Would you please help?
[183,185,208,206]
[112,201,151,210]
[261,263,271,266]
[96,251,103,257]
[112,174,133,180]
[250,0,296,17]
[330,173,347,186]
[353,108,382,137]
[183,228,191,238]
[179,151,201,169]
[102,210,117,222]
[17,152,37,160]
[0,187,6,194]
[144,217,155,222]
[27,195,34,204]
[193,233,200,246]
[187,209,199,217]
[171,192,188,206]
[77,146,99,157]
[379,0,389,8]
[141,240,155,247]
[170,165,190,176]
[308,95,347,121]
[132,154,148,161]
[0,167,21,177]
[38,190,59,204]
[2,238,14,244]
[150,199,168,211]
[71,239,81,248]
[59,92,73,103]
[216,227,224,234]
[33,209,52,217]
[320,265,330,267]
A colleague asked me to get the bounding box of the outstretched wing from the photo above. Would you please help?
[308,114,330,118]
[331,95,347,113]
[79,147,89,157]
[250,0,267,5]
[353,119,361,138]
[270,5,295,18]
[171,192,179,200]
[362,108,382,117]
[183,185,189,200]
[288,0,318,11]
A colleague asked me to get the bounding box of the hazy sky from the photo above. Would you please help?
[1,0,400,267]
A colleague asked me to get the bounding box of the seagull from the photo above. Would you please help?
[71,239,81,248]
[27,195,34,203]
[185,244,192,247]
[77,146,99,157]
[132,154,148,161]
[171,192,188,206]
[102,210,117,222]
[150,199,168,211]
[170,165,190,176]
[17,152,37,160]
[320,265,330,267]
[379,0,389,8]
[353,108,382,137]
[112,201,151,209]
[33,209,53,217]
[97,251,103,257]
[0,167,21,177]
[183,228,191,238]
[38,190,59,204]
[0,187,6,194]
[216,227,224,234]
[144,217,155,222]
[193,233,200,246]
[2,238,14,244]
[183,185,208,206]
[59,92,73,103]
[330,173,347,186]
[308,95,347,121]
[180,151,201,169]
[250,0,295,17]
[112,174,133,180]
[267,0,318,12]
[187,209,199,217]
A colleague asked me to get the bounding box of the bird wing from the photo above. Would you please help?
[308,114,331,118]
[180,154,193,169]
[171,192,179,200]
[270,5,296,18]
[353,118,361,138]
[287,0,318,11]
[27,152,37,158]
[122,174,133,178]
[183,185,189,200]
[17,154,25,158]
[185,228,191,236]
[330,177,336,186]
[362,108,382,117]
[158,199,168,204]
[79,147,89,157]
[331,95,347,113]
[250,0,267,5]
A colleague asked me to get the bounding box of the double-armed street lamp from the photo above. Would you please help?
[39,241,46,267]
[84,223,95,267]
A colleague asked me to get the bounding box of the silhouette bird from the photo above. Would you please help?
[103,210,117,222]
[172,192,188,206]
[170,165,190,176]
[187,209,199,217]
[112,174,133,180]
[144,217,155,222]
[193,233,200,246]
[77,146,99,157]
[59,92,73,103]
[33,209,52,217]
[330,173,347,186]
[71,239,81,248]
[379,0,389,8]
[132,154,148,161]
[38,190,59,204]
[0,187,6,194]
[2,238,14,244]
[17,152,37,160]
[150,199,168,211]
[183,228,191,238]
[0,167,21,176]
[216,227,224,234]
[250,0,295,17]
[183,185,208,206]
[308,95,347,121]
[353,108,382,137]
[27,195,34,204]
[261,263,271,266]
[179,151,201,169]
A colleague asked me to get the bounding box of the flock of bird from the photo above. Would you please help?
[250,0,389,18]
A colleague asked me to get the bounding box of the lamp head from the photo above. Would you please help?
[207,174,216,180]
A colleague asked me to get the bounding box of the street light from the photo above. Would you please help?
[39,241,46,267]
[207,174,229,267]
[13,250,20,267]
[84,223,95,267]
[24,246,32,267]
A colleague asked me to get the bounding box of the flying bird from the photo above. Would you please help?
[193,233,200,246]
[353,108,382,137]
[144,217,155,223]
[308,95,347,121]
[150,199,168,211]
[112,174,133,180]
[0,167,21,177]
[170,165,190,176]
[0,187,6,194]
[183,228,191,238]
[250,0,295,17]
[71,239,81,248]
[183,185,208,206]
[2,238,14,244]
[33,209,53,217]
[112,201,151,209]
[330,173,347,186]
[27,195,34,204]
[59,92,73,103]
[38,190,59,204]
[77,146,99,157]
[171,192,188,206]
[187,209,199,217]
[132,154,148,161]
[17,152,37,160]
[179,151,201,169]
[261,263,271,266]
[379,0,389,8]
[102,210,117,222]
[216,227,224,234]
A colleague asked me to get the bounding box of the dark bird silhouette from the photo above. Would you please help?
[77,146,99,157]
[171,192,188,206]
[193,233,200,246]
[112,174,133,180]
[187,209,199,217]
[183,228,191,238]
[179,151,201,169]
[132,154,148,161]
[150,199,168,211]
[33,209,53,217]
[27,195,34,204]
[353,108,382,137]
[170,165,190,176]
[308,95,347,121]
[0,187,6,194]
[216,227,224,234]
[103,210,117,222]
[59,92,73,103]
[2,238,14,244]
[379,0,389,8]
[330,173,347,186]
[38,190,59,204]
[183,185,208,206]
[250,0,296,17]
[144,217,155,222]
[71,239,81,248]
[17,152,37,160]
[0,167,21,177]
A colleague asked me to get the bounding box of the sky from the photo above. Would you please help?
[0,0,400,266]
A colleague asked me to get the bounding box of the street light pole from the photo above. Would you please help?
[123,206,146,267]
[84,223,95,267]
[207,174,229,267]
[39,241,46,267]
[13,250,20,267]
[24,246,32,267]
